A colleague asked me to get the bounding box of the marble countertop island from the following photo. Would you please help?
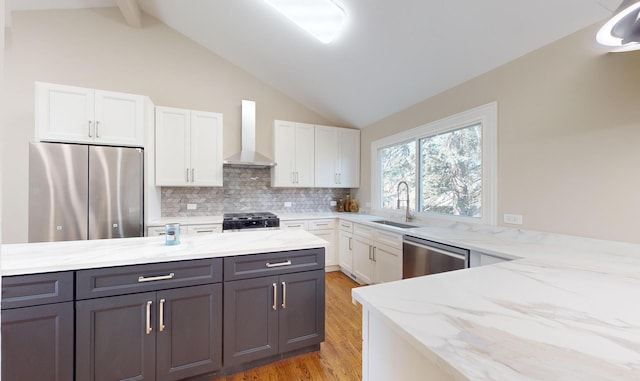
[352,225,640,380]
[1,229,328,276]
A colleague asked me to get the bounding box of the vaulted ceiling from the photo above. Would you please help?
[5,0,621,127]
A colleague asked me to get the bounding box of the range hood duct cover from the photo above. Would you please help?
[223,100,276,168]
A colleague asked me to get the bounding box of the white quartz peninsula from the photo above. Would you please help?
[1,229,328,276]
[352,229,640,381]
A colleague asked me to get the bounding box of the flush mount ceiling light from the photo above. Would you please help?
[596,0,640,52]
[264,0,346,43]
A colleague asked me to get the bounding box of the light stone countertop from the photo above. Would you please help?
[9,211,640,379]
[348,219,640,380]
[0,229,328,276]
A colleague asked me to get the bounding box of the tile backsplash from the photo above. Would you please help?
[161,167,353,217]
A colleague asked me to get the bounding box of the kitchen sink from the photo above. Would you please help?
[371,220,418,229]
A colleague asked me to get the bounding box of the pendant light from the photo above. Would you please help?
[596,0,640,52]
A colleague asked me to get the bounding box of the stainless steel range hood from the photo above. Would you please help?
[223,100,276,168]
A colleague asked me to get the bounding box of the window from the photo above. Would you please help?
[372,103,497,225]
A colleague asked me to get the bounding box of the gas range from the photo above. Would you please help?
[222,212,280,232]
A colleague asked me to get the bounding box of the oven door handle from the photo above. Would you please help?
[403,240,467,261]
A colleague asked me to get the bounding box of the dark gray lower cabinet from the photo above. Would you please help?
[76,283,222,381]
[1,301,74,381]
[1,271,74,381]
[224,269,325,367]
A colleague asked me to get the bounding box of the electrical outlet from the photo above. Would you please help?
[187,204,197,210]
[503,213,523,225]
[330,200,337,206]
[284,202,292,207]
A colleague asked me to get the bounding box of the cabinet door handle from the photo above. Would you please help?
[159,299,166,332]
[368,246,372,260]
[272,283,278,311]
[186,168,190,182]
[191,168,195,182]
[281,281,287,310]
[195,230,213,234]
[266,260,292,268]
[145,301,153,335]
[372,247,377,262]
[88,121,93,137]
[338,173,341,184]
[96,120,100,138]
[348,237,352,250]
[296,171,299,184]
[138,273,175,283]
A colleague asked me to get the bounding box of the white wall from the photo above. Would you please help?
[1,7,336,243]
[358,23,640,244]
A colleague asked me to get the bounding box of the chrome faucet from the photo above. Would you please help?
[397,181,413,222]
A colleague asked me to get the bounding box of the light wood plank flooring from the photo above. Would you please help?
[211,271,362,381]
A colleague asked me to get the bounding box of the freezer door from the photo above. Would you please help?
[88,146,144,239]
[29,142,89,242]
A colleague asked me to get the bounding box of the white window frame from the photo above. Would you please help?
[371,102,498,225]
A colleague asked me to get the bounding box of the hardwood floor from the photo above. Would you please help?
[211,271,363,381]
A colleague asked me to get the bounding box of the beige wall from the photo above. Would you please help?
[358,23,640,243]
[1,8,335,243]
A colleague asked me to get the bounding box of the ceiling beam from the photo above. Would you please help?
[116,0,142,28]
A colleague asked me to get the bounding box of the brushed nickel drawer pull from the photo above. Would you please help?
[145,300,152,335]
[281,281,287,310]
[265,260,292,268]
[272,283,278,311]
[138,273,175,283]
[159,299,166,332]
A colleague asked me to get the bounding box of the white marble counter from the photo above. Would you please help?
[352,222,640,380]
[1,229,327,276]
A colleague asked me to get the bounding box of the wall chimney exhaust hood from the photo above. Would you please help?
[223,100,276,168]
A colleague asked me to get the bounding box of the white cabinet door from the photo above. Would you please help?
[156,107,190,186]
[353,235,374,284]
[314,126,339,187]
[36,82,94,143]
[314,126,360,188]
[373,244,402,284]
[272,120,297,186]
[338,128,360,187]
[36,82,145,146]
[155,107,223,187]
[93,90,144,146]
[338,229,354,274]
[314,230,337,267]
[272,121,315,187]
[190,111,223,187]
[294,123,315,187]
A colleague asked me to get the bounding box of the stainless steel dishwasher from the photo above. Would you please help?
[402,235,469,278]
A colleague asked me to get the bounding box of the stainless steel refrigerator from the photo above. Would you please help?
[28,142,144,242]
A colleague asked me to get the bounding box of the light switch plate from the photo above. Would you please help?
[330,201,337,206]
[503,213,523,225]
[284,202,292,207]
[187,204,197,210]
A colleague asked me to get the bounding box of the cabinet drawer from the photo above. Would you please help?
[338,220,353,233]
[308,219,335,231]
[375,230,403,250]
[187,224,222,235]
[224,248,325,281]
[76,258,222,300]
[353,223,374,239]
[280,220,309,230]
[1,272,74,309]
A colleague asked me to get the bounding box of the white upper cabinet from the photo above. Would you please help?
[272,120,315,187]
[155,106,223,187]
[314,126,360,188]
[36,82,145,147]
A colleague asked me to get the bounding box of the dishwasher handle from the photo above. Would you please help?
[403,240,467,261]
